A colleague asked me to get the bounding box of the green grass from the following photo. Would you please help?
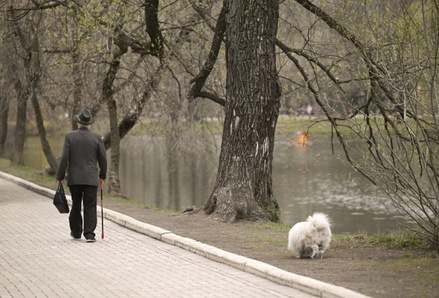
[129,118,224,136]
[127,116,354,137]
[370,231,431,250]
[253,221,290,232]
[0,158,58,190]
[0,158,178,214]
[332,231,434,252]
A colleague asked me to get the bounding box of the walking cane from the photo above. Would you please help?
[100,185,104,239]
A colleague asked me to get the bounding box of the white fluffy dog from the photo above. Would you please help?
[287,212,332,259]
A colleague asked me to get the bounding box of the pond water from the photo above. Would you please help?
[19,133,411,234]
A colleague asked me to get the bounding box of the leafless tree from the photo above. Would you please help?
[3,3,56,170]
[0,25,11,156]
[286,0,439,248]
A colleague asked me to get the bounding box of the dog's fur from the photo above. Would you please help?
[287,212,332,259]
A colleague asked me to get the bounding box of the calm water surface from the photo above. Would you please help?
[20,134,410,234]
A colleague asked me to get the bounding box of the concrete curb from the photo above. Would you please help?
[0,171,371,298]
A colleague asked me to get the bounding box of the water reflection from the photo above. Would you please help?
[18,134,411,234]
[274,136,408,233]
[119,135,216,212]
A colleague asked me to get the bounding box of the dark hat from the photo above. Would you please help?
[73,109,94,125]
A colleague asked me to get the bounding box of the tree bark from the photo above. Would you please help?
[102,33,126,194]
[9,12,29,166]
[0,93,9,156]
[107,97,121,194]
[11,88,27,165]
[204,0,281,222]
[31,90,58,173]
[144,0,164,58]
[70,47,83,130]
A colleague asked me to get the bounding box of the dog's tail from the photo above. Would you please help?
[307,212,331,231]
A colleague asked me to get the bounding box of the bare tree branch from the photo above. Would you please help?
[187,5,226,106]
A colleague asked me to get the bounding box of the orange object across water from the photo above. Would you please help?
[292,131,308,145]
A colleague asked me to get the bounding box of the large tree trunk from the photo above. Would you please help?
[204,0,281,222]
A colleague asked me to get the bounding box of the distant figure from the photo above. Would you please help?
[306,104,313,117]
[57,109,107,242]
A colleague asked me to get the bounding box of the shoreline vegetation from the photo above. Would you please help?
[17,115,359,138]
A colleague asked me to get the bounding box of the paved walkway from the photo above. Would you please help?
[0,172,369,298]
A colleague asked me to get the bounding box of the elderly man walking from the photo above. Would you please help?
[57,108,107,242]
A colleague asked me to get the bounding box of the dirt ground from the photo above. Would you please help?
[103,199,438,298]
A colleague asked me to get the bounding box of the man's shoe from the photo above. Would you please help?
[86,237,96,243]
[70,233,81,241]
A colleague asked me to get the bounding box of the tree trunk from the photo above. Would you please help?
[9,9,29,166]
[102,33,127,194]
[99,9,165,193]
[27,24,58,174]
[70,48,83,130]
[0,93,10,156]
[11,89,27,165]
[204,0,281,222]
[107,97,121,194]
[30,90,58,173]
[166,130,181,209]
